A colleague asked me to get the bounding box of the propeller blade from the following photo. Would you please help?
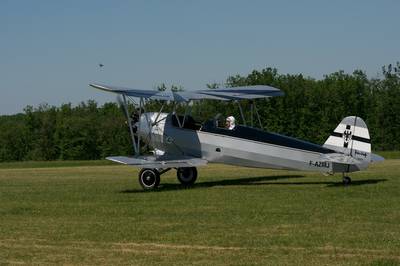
[115,96,151,154]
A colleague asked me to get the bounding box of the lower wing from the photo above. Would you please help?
[106,155,208,168]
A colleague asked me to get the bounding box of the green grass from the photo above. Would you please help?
[0,159,113,169]
[0,161,399,265]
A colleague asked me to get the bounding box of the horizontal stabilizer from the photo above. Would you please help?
[370,153,385,163]
[106,155,208,168]
[320,153,363,165]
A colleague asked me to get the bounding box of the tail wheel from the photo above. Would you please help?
[139,168,160,190]
[177,167,197,186]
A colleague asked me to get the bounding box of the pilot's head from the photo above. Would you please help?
[226,116,236,130]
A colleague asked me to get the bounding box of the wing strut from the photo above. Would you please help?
[172,102,182,128]
[137,97,144,155]
[237,101,247,126]
[122,95,138,155]
[253,101,263,129]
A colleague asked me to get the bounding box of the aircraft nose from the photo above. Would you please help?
[136,115,151,137]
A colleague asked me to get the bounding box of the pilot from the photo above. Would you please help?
[225,116,236,130]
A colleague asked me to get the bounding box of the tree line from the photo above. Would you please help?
[0,64,399,162]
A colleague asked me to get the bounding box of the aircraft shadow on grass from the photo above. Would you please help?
[119,175,387,193]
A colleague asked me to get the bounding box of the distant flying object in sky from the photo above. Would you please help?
[99,63,104,68]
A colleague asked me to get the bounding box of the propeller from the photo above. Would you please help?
[116,95,151,154]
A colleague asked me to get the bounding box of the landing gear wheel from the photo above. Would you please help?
[139,168,160,190]
[177,167,197,186]
[342,176,352,186]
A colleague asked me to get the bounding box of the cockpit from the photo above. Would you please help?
[171,114,202,131]
[171,113,236,132]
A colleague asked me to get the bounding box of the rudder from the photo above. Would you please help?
[324,116,371,162]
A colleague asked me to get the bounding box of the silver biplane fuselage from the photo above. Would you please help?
[137,112,367,174]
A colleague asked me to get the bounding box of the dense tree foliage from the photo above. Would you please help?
[0,101,131,161]
[0,65,399,161]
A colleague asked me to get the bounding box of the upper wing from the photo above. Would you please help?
[190,86,284,100]
[90,83,284,102]
[106,155,208,168]
[89,83,175,101]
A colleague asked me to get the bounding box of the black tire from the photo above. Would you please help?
[343,176,351,186]
[139,168,160,190]
[177,167,197,186]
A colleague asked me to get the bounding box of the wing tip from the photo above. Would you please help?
[105,156,129,164]
[89,83,102,89]
[89,83,117,93]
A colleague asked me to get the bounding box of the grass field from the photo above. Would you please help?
[0,160,399,265]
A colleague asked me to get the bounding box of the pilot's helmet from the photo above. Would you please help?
[226,116,236,127]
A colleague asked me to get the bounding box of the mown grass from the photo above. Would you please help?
[0,160,113,169]
[0,160,399,265]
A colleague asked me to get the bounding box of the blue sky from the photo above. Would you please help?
[1,0,399,114]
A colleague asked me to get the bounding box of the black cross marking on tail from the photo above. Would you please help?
[343,125,352,148]
[331,124,371,145]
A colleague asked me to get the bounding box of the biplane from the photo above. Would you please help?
[90,83,383,190]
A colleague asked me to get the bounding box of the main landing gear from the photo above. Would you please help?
[342,173,352,186]
[177,167,197,186]
[138,167,198,190]
[138,168,160,190]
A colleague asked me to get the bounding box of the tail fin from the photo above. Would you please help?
[323,116,371,162]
